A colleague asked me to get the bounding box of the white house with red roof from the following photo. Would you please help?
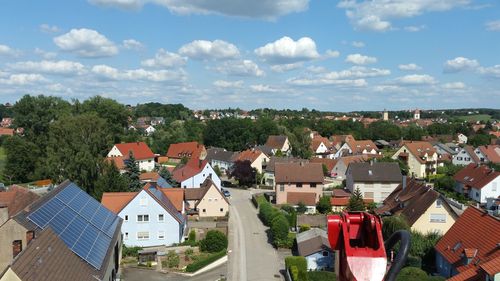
[166,141,207,163]
[107,142,156,172]
[101,183,186,247]
[172,158,221,189]
[453,163,499,203]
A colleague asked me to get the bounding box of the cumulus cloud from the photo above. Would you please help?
[286,66,388,87]
[404,25,426,32]
[270,63,302,73]
[34,48,57,59]
[255,36,319,64]
[352,41,365,48]
[443,57,479,73]
[40,24,61,33]
[54,28,119,58]
[442,82,466,89]
[478,65,500,78]
[485,20,500,31]
[213,80,244,88]
[88,0,309,19]
[287,77,367,87]
[0,74,48,85]
[213,60,264,77]
[141,49,187,68]
[398,63,422,71]
[338,0,470,31]
[395,74,436,85]
[8,60,86,75]
[250,84,280,93]
[324,50,340,58]
[122,39,144,50]
[92,64,184,82]
[179,39,239,60]
[0,44,19,56]
[345,54,377,65]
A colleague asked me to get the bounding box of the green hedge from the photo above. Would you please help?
[185,250,226,273]
[307,271,336,281]
[285,256,307,272]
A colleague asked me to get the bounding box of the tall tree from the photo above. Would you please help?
[80,96,129,143]
[3,136,40,183]
[125,152,142,191]
[45,113,112,194]
[93,161,129,200]
[229,160,256,187]
[159,166,178,187]
[347,188,365,211]
[316,195,332,214]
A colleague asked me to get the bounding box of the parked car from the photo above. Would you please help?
[221,188,231,197]
[222,180,236,188]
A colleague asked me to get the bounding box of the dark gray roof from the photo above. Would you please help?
[265,156,307,173]
[348,162,402,183]
[296,228,331,257]
[255,145,273,156]
[434,142,457,155]
[205,147,236,163]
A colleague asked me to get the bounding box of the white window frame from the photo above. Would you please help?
[124,215,129,222]
[158,231,165,240]
[436,199,442,208]
[429,213,446,223]
[137,214,149,222]
[158,214,164,222]
[124,232,129,240]
[137,231,150,240]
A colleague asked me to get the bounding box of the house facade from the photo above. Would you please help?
[205,147,235,172]
[296,228,334,271]
[311,137,334,158]
[334,140,379,159]
[392,141,438,178]
[264,135,291,155]
[346,162,402,203]
[234,149,270,173]
[166,141,207,163]
[107,142,156,172]
[453,163,499,204]
[184,179,229,218]
[173,159,222,189]
[330,155,370,179]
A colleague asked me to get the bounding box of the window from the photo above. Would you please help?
[492,183,497,192]
[364,192,374,199]
[139,197,148,206]
[12,240,22,259]
[148,160,152,163]
[430,214,446,223]
[202,209,206,213]
[158,231,165,240]
[280,184,284,192]
[124,232,129,240]
[310,183,317,188]
[476,191,479,198]
[158,214,164,222]
[457,157,463,161]
[137,215,149,222]
[296,183,302,188]
[436,199,442,208]
[322,251,329,257]
[124,215,128,221]
[220,208,224,212]
[137,232,150,240]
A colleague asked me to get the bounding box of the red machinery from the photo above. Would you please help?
[328,212,410,281]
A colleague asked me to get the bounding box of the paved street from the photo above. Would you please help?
[227,188,283,281]
[121,264,227,281]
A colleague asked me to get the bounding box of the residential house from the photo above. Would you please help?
[263,157,307,186]
[376,178,459,235]
[330,155,370,180]
[486,196,499,216]
[296,228,334,271]
[166,141,207,163]
[139,172,172,188]
[457,133,468,144]
[172,158,222,189]
[205,147,235,172]
[480,145,500,164]
[453,146,485,166]
[392,141,438,178]
[311,136,335,158]
[234,149,270,174]
[330,135,355,150]
[310,157,338,178]
[102,183,185,247]
[453,164,499,204]
[264,135,291,155]
[346,162,402,203]
[329,189,374,212]
[184,178,229,218]
[1,181,123,281]
[433,142,459,159]
[0,128,14,136]
[334,139,379,159]
[1,118,12,128]
[144,125,156,136]
[275,162,324,213]
[107,142,156,172]
[150,117,165,126]
[435,207,500,280]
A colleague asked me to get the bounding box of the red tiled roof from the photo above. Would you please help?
[453,163,499,190]
[101,192,137,214]
[172,158,208,183]
[166,141,205,160]
[265,135,288,150]
[105,156,126,170]
[0,185,40,217]
[478,145,500,164]
[489,131,500,138]
[139,172,160,181]
[435,207,500,278]
[346,140,379,154]
[160,188,184,212]
[0,127,14,136]
[331,189,351,198]
[287,192,317,206]
[479,256,500,276]
[114,142,155,160]
[275,162,324,183]
[311,136,331,152]
[235,149,266,163]
[310,157,338,171]
[403,141,437,164]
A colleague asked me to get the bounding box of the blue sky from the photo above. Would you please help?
[0,0,499,111]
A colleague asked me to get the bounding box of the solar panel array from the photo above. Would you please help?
[27,183,120,270]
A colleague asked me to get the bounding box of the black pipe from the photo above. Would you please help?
[384,230,411,281]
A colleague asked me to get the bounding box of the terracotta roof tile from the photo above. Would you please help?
[275,162,324,183]
[478,145,500,163]
[0,127,14,136]
[235,149,266,163]
[101,192,137,214]
[346,140,379,154]
[311,136,331,152]
[172,158,208,183]
[453,163,499,190]
[166,141,205,160]
[160,188,184,212]
[139,172,160,181]
[310,157,338,171]
[403,141,437,164]
[114,142,155,160]
[287,192,317,206]
[105,156,126,170]
[479,256,500,276]
[265,135,288,150]
[0,185,40,217]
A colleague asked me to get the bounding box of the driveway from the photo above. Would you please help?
[227,188,282,281]
[121,264,227,281]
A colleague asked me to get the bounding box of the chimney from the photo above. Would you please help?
[402,176,407,190]
[12,240,22,259]
[26,231,34,245]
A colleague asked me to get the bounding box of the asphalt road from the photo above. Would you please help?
[122,264,227,281]
[227,188,282,281]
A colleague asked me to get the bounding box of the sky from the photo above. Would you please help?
[0,0,499,111]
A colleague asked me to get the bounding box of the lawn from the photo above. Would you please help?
[457,114,492,122]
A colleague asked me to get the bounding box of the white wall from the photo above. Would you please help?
[118,190,182,247]
[137,158,155,172]
[107,145,123,157]
[469,176,499,203]
[181,163,222,189]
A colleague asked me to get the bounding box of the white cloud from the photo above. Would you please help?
[478,65,500,78]
[404,25,426,32]
[270,63,302,72]
[122,39,144,50]
[0,44,19,56]
[34,48,57,59]
[213,60,264,77]
[444,57,479,73]
[345,54,377,65]
[0,74,48,85]
[250,84,280,93]
[213,80,244,88]
[395,74,436,85]
[40,24,61,33]
[485,20,500,31]
[179,39,239,60]
[8,60,86,75]
[141,49,187,68]
[88,0,309,19]
[324,49,340,58]
[287,77,367,87]
[54,28,119,58]
[442,82,466,89]
[398,63,422,71]
[352,41,365,48]
[92,64,184,82]
[255,36,319,64]
[324,66,390,79]
[307,66,328,73]
[338,0,470,31]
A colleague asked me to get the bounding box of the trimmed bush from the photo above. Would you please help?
[290,265,299,281]
[285,256,307,272]
[122,245,142,258]
[185,250,226,273]
[307,271,336,281]
[166,250,179,268]
[299,224,311,233]
[271,214,290,247]
[200,230,228,253]
[396,267,428,281]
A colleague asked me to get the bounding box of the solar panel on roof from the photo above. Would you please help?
[27,182,120,270]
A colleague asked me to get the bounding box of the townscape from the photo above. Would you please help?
[0,98,499,281]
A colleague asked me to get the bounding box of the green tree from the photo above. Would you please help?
[3,136,40,183]
[347,188,365,211]
[271,214,290,247]
[322,164,330,176]
[204,118,256,151]
[93,161,129,200]
[166,250,180,268]
[200,230,228,253]
[382,215,410,240]
[213,165,222,177]
[159,166,178,187]
[316,196,332,214]
[45,113,112,194]
[125,152,142,191]
[434,176,455,191]
[469,134,491,146]
[296,201,307,214]
[396,267,428,281]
